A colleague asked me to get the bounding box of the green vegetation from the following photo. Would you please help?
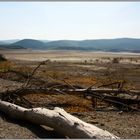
[1,38,140,52]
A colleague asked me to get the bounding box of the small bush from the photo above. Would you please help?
[112,58,119,63]
[0,54,7,61]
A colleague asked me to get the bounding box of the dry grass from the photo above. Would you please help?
[0,61,14,72]
[1,57,140,112]
[24,93,93,113]
[0,52,140,139]
[14,66,33,76]
[66,77,97,87]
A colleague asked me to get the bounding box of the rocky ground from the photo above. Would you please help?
[0,75,139,138]
[0,51,140,138]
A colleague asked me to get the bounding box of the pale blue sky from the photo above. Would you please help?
[0,2,140,40]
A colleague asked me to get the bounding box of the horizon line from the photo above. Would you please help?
[1,37,140,41]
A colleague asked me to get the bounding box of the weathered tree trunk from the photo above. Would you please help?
[0,100,119,139]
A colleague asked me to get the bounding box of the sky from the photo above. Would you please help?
[0,2,140,40]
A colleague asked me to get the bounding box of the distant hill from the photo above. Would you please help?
[0,44,25,50]
[12,39,46,49]
[0,38,140,52]
[0,41,5,45]
[46,40,81,50]
[45,38,140,52]
[81,38,140,52]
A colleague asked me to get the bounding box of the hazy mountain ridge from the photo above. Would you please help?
[0,44,25,50]
[45,38,140,52]
[0,38,140,53]
[12,39,46,49]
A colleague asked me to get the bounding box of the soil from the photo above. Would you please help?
[0,50,140,138]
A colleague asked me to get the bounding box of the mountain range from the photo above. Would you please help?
[0,38,140,53]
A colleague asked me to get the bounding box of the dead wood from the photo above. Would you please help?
[84,91,140,111]
[0,100,119,139]
[97,81,126,89]
[23,61,48,88]
[0,87,139,111]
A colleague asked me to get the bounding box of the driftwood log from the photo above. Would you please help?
[0,100,119,139]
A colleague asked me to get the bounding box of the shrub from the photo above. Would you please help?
[0,54,7,61]
[112,58,119,63]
